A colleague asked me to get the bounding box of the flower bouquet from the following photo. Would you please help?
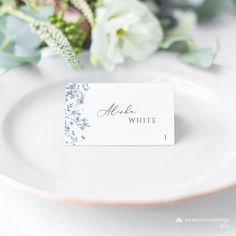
[0,0,235,71]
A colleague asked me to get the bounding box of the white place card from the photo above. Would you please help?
[65,83,174,145]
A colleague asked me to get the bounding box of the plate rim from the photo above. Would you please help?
[0,172,235,207]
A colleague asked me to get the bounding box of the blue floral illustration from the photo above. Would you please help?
[65,83,90,145]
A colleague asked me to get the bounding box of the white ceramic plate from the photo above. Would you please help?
[0,52,236,206]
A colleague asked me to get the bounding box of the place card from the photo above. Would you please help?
[65,83,174,145]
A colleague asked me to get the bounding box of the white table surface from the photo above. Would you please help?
[0,14,236,236]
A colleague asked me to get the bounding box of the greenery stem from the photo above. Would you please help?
[0,37,11,52]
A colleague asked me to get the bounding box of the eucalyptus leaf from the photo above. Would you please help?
[0,14,43,69]
[4,15,41,50]
[180,48,214,68]
[0,50,41,68]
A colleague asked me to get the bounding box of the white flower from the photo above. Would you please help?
[90,0,163,71]
[166,10,197,37]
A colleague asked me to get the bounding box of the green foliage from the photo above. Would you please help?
[48,12,87,54]
[0,14,41,68]
[0,0,224,70]
[3,15,41,50]
[0,4,80,69]
[161,35,192,51]
[31,20,81,69]
[0,50,40,68]
[180,48,214,68]
[161,34,215,68]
